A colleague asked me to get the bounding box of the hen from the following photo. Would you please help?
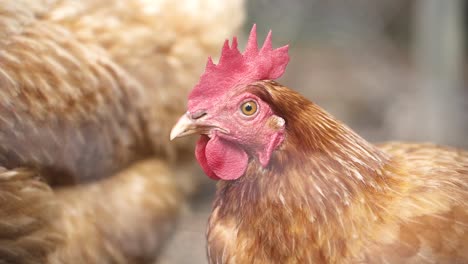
[171,25,468,263]
[0,0,243,263]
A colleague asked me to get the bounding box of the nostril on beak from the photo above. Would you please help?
[190,110,207,120]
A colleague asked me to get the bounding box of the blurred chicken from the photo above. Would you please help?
[0,0,243,263]
[171,26,468,263]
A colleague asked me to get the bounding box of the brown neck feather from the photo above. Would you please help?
[210,81,407,262]
[214,81,401,253]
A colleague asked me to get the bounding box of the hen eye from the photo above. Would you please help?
[240,101,258,116]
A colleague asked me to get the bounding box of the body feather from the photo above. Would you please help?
[207,81,468,264]
[0,0,244,262]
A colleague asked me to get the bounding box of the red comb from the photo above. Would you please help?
[188,24,289,111]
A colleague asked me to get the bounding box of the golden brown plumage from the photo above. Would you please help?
[0,0,244,262]
[203,81,468,263]
[0,167,60,264]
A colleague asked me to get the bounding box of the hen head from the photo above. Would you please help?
[170,25,290,181]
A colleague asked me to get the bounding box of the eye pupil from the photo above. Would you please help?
[245,104,252,112]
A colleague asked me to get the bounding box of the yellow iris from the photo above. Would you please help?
[240,101,257,116]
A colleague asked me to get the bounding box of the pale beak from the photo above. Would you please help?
[170,114,197,140]
[170,113,228,140]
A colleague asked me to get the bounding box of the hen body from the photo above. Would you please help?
[0,0,244,263]
[206,82,468,264]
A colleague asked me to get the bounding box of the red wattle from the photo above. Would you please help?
[195,135,220,180]
[195,135,248,181]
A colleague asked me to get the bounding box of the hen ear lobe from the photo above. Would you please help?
[267,116,285,130]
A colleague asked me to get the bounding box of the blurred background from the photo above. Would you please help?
[159,0,467,263]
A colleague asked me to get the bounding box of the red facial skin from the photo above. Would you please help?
[192,87,285,181]
[183,26,289,181]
